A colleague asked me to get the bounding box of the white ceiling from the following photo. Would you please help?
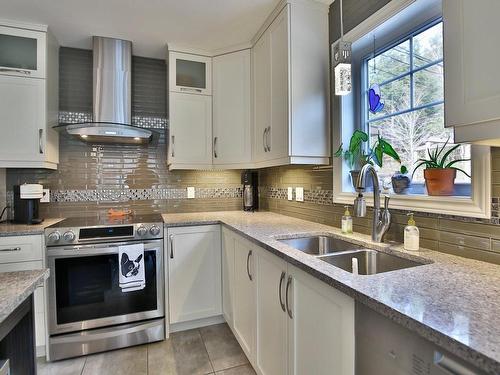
[0,0,286,59]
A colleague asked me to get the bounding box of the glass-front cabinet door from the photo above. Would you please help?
[169,51,212,95]
[0,25,46,79]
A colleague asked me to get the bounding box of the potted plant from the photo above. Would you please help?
[412,139,470,196]
[391,165,411,194]
[334,130,404,189]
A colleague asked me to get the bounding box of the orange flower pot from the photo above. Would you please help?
[424,168,456,196]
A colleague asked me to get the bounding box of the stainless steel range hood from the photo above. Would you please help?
[55,36,153,144]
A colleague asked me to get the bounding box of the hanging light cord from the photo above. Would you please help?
[340,0,344,41]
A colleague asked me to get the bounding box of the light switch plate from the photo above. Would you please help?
[187,187,195,199]
[287,187,293,201]
[40,189,50,203]
[295,187,304,202]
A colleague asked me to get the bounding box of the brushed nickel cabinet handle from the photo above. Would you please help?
[169,234,174,259]
[39,129,44,154]
[246,250,253,281]
[266,126,271,152]
[285,276,293,319]
[279,271,286,312]
[0,247,21,252]
[263,128,267,152]
[214,137,218,158]
[171,135,175,157]
[0,68,31,75]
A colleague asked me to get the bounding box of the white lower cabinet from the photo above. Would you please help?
[0,235,47,355]
[167,225,222,324]
[232,235,256,361]
[174,226,355,375]
[255,246,288,375]
[287,263,355,375]
[221,228,235,328]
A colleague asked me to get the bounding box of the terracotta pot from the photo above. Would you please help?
[424,168,456,196]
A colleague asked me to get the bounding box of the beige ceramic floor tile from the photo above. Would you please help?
[199,323,249,372]
[148,329,213,375]
[82,345,147,375]
[37,356,86,375]
[215,364,256,375]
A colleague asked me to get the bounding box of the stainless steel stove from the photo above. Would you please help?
[45,214,165,361]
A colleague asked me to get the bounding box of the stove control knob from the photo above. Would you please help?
[63,231,76,242]
[150,225,160,236]
[48,231,61,243]
[137,226,147,236]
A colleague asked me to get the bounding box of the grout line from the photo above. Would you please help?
[80,356,87,375]
[199,328,216,374]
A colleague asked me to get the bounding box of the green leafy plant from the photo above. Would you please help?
[334,129,406,172]
[412,138,471,178]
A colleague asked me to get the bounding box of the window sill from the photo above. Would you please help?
[333,191,490,219]
[332,146,491,219]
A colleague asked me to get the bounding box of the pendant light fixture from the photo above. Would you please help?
[333,0,352,95]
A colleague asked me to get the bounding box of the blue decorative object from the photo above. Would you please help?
[368,84,384,114]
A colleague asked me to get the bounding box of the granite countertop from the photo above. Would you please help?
[0,269,49,325]
[162,211,500,374]
[0,218,64,237]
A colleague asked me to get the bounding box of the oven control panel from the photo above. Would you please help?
[45,222,164,246]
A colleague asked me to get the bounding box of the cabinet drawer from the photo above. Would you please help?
[0,235,43,263]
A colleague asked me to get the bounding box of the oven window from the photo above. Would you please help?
[54,251,158,325]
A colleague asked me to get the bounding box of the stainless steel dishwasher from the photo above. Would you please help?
[356,303,487,375]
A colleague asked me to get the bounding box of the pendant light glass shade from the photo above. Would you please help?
[333,0,352,96]
[333,41,352,96]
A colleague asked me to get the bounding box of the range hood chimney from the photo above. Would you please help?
[56,36,153,144]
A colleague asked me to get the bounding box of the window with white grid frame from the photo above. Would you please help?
[362,19,471,196]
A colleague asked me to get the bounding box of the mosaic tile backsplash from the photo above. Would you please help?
[5,47,244,218]
[258,152,500,264]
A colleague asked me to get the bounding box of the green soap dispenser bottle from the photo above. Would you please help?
[341,206,353,234]
[404,213,420,251]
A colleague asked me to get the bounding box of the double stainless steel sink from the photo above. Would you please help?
[278,236,424,275]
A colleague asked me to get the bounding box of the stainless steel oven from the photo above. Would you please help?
[45,215,165,361]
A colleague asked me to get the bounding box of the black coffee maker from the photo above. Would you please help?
[241,170,258,212]
[13,184,44,224]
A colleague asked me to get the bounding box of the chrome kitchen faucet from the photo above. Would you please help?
[353,164,391,242]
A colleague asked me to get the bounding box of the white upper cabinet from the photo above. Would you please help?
[0,25,46,79]
[253,32,271,163]
[168,92,213,169]
[443,0,500,145]
[169,51,212,96]
[252,1,331,168]
[0,22,59,169]
[213,49,252,167]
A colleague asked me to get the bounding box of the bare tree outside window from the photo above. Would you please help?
[364,21,471,191]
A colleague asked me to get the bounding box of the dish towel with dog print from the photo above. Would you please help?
[119,243,145,292]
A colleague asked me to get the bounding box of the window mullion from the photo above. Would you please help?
[410,35,414,109]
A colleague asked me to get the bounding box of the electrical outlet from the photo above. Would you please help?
[187,187,195,199]
[295,187,304,202]
[40,189,50,203]
[287,187,293,201]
